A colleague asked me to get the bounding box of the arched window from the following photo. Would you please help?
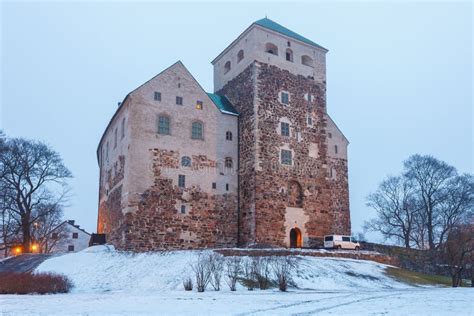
[181,156,191,167]
[158,115,170,135]
[285,48,293,62]
[226,131,232,141]
[224,61,231,74]
[288,180,303,207]
[191,121,203,139]
[301,55,314,67]
[237,50,244,63]
[265,43,278,56]
[225,157,233,168]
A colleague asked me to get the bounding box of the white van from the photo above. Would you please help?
[324,235,360,250]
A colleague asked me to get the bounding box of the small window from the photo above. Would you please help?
[212,182,217,189]
[158,115,170,135]
[224,61,231,74]
[154,91,161,101]
[72,232,78,239]
[121,118,125,139]
[68,245,75,252]
[342,236,351,242]
[237,50,244,63]
[335,145,338,154]
[265,42,278,55]
[178,175,185,188]
[181,156,191,167]
[106,141,109,162]
[52,233,58,239]
[281,122,290,137]
[280,92,289,105]
[226,131,233,141]
[191,121,203,139]
[114,128,118,149]
[287,41,291,47]
[180,205,186,214]
[196,100,203,110]
[176,96,183,105]
[225,157,233,168]
[285,49,293,62]
[226,183,229,191]
[281,149,292,165]
[328,132,332,138]
[307,116,313,126]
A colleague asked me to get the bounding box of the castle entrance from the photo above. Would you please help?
[289,228,302,248]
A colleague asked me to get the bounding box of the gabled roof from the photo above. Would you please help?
[207,93,238,116]
[52,220,91,236]
[254,18,326,51]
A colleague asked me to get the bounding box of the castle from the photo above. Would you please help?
[97,18,350,251]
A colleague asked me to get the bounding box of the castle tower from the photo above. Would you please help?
[212,18,350,247]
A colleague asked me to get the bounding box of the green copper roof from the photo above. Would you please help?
[207,93,239,116]
[254,18,326,50]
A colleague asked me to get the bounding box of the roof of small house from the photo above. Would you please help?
[206,93,238,116]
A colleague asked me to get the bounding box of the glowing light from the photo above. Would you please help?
[31,244,38,251]
[14,247,22,254]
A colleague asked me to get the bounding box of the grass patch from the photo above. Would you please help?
[385,267,470,287]
[0,272,73,294]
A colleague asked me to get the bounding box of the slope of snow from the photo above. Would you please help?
[35,245,409,293]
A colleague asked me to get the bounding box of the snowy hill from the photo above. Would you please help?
[36,245,410,293]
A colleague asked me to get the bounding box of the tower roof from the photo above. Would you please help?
[254,18,326,50]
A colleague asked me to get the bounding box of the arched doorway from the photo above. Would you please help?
[290,228,302,248]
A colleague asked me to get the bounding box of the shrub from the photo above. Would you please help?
[252,256,272,290]
[183,277,193,291]
[0,272,72,294]
[241,258,258,290]
[191,253,212,292]
[208,253,224,291]
[272,256,298,292]
[225,256,242,291]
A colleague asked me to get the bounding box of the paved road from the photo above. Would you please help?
[0,254,53,273]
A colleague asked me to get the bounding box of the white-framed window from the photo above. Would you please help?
[281,149,292,165]
[281,122,290,137]
[280,91,290,105]
[158,115,170,135]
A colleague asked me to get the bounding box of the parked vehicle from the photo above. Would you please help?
[324,235,360,250]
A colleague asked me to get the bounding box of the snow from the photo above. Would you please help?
[0,246,472,315]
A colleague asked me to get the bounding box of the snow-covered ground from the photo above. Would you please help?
[0,246,472,315]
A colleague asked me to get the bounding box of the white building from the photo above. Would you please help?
[50,220,91,253]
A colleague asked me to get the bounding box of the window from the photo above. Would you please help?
[181,156,191,167]
[68,245,75,252]
[335,145,338,154]
[226,183,229,191]
[328,132,332,138]
[114,128,117,149]
[180,205,186,214]
[301,55,314,67]
[330,167,336,179]
[191,121,203,139]
[52,233,58,239]
[196,100,203,110]
[307,115,313,126]
[176,96,183,105]
[106,141,109,162]
[280,92,289,105]
[212,182,216,189]
[237,50,244,63]
[154,91,161,101]
[121,118,125,139]
[225,157,233,168]
[325,236,333,241]
[265,43,278,55]
[226,131,232,141]
[72,232,78,239]
[224,61,231,74]
[178,175,185,188]
[281,122,290,137]
[158,115,170,135]
[285,48,293,62]
[342,236,351,242]
[281,149,292,165]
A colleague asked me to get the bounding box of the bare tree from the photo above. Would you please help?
[31,205,67,253]
[208,252,224,291]
[252,256,272,290]
[225,256,242,291]
[439,225,474,287]
[272,256,298,291]
[191,253,212,292]
[0,138,72,253]
[365,175,418,248]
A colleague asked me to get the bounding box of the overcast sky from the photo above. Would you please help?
[1,1,472,240]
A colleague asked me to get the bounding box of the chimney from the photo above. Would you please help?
[68,220,75,226]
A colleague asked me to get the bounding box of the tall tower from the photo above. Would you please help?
[212,18,350,247]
